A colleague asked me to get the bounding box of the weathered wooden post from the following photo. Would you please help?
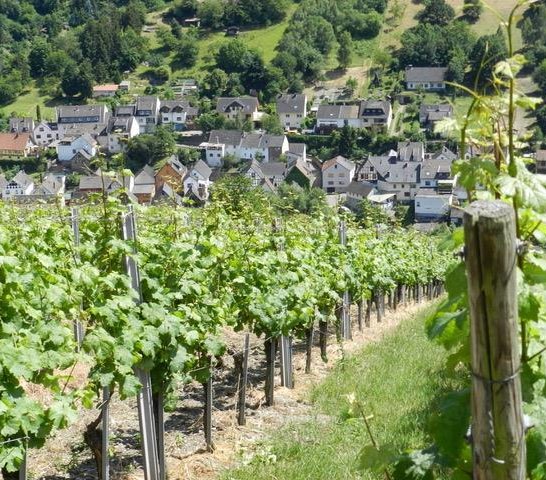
[463,200,525,480]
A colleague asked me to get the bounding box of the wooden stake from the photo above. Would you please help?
[305,327,314,373]
[264,338,276,406]
[464,200,526,480]
[237,334,250,426]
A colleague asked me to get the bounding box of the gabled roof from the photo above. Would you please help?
[159,100,197,114]
[191,159,212,179]
[287,142,306,156]
[317,104,359,120]
[115,105,136,116]
[57,104,108,122]
[385,162,420,183]
[365,156,391,179]
[420,158,453,180]
[93,84,119,92]
[208,129,244,147]
[405,66,448,83]
[359,100,391,116]
[216,96,259,114]
[260,162,286,177]
[276,94,306,114]
[136,96,160,113]
[79,175,121,191]
[0,133,31,151]
[9,117,34,133]
[322,155,355,172]
[397,142,424,162]
[431,146,457,162]
[135,165,155,185]
[108,116,137,134]
[12,171,34,188]
[240,133,286,149]
[347,181,375,197]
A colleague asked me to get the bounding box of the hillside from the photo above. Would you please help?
[0,0,525,120]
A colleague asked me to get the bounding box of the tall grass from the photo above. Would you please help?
[223,304,465,480]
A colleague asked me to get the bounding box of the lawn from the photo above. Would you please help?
[0,83,64,120]
[222,305,467,480]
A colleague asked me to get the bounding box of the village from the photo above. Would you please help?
[0,65,506,225]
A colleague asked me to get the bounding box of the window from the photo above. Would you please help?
[39,127,44,132]
[370,166,374,172]
[286,114,290,118]
[401,184,405,188]
[425,181,430,186]
[328,181,334,185]
[416,201,420,207]
[209,153,213,157]
[47,134,51,138]
[36,135,41,139]
[176,117,182,121]
[327,173,334,178]
[404,192,410,197]
[338,173,344,177]
[393,184,397,188]
[163,117,169,121]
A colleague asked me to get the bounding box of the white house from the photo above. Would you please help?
[57,134,97,162]
[105,117,139,153]
[345,181,377,209]
[238,133,289,163]
[405,67,448,91]
[359,100,392,130]
[184,160,213,201]
[276,93,307,130]
[414,189,453,221]
[216,97,259,122]
[202,130,243,167]
[135,96,160,133]
[159,100,198,131]
[322,155,356,193]
[316,104,360,132]
[33,122,60,147]
[2,171,35,198]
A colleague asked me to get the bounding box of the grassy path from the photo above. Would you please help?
[222,304,465,480]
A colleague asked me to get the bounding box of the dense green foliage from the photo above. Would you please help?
[0,182,451,475]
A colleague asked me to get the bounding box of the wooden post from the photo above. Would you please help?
[203,369,214,452]
[264,338,276,406]
[365,299,371,328]
[464,200,526,480]
[357,299,364,331]
[305,326,313,373]
[237,334,250,426]
[319,320,328,362]
[338,221,351,340]
[101,387,110,480]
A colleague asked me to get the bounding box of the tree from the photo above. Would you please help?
[196,112,226,133]
[275,183,327,215]
[345,77,358,96]
[201,68,228,98]
[468,31,508,89]
[337,31,353,69]
[463,0,482,23]
[197,0,225,29]
[175,35,199,68]
[335,126,358,157]
[533,59,546,95]
[61,63,93,98]
[347,11,382,39]
[28,38,50,78]
[446,46,467,86]
[261,114,284,135]
[215,39,252,73]
[125,127,176,169]
[418,0,455,26]
[356,199,392,228]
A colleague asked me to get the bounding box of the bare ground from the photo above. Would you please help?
[27,301,431,480]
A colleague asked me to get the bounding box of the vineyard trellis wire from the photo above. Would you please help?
[0,200,452,479]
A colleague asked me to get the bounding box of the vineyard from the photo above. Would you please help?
[0,195,451,479]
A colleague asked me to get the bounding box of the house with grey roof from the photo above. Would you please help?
[415,188,453,221]
[105,116,139,153]
[9,117,34,135]
[56,104,110,125]
[377,161,421,201]
[33,121,60,147]
[134,96,160,133]
[276,93,307,130]
[2,171,35,199]
[202,130,244,167]
[260,162,287,188]
[398,141,424,162]
[216,97,259,122]
[159,100,198,130]
[359,100,392,129]
[57,134,97,162]
[321,155,356,193]
[316,104,360,133]
[405,66,448,91]
[239,133,289,163]
[184,160,213,202]
[345,181,377,209]
[419,104,453,130]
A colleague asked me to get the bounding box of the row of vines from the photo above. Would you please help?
[0,197,452,478]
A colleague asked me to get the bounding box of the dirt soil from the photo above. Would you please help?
[27,301,429,480]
